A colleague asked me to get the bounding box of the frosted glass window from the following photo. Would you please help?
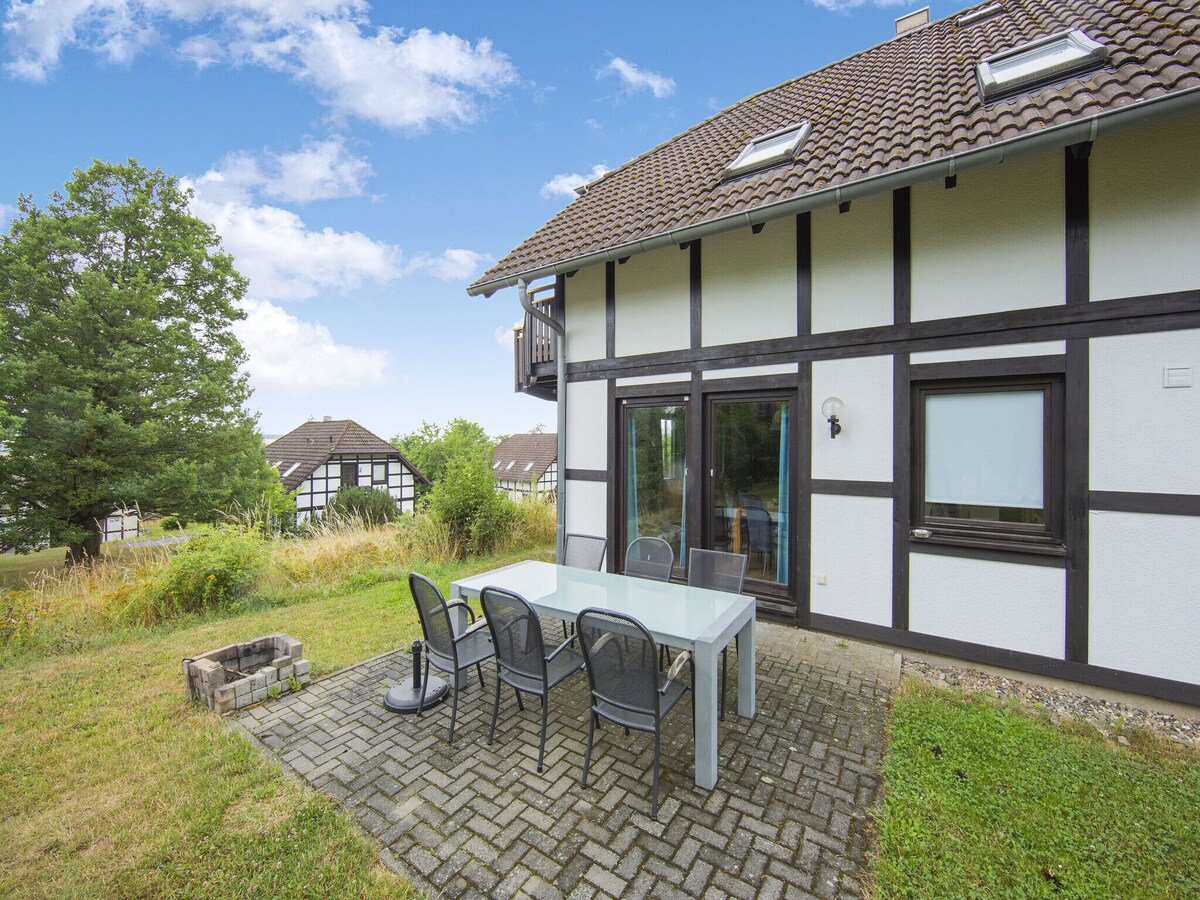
[725,121,812,177]
[925,391,1043,512]
[977,30,1107,101]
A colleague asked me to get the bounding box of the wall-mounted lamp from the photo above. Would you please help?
[821,396,844,439]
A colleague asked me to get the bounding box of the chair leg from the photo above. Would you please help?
[651,727,662,821]
[538,695,549,773]
[515,687,525,712]
[488,669,502,746]
[475,662,485,689]
[417,651,430,716]
[581,710,596,788]
[448,677,460,743]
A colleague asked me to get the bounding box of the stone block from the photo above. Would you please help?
[277,664,294,682]
[293,659,311,677]
[283,638,303,661]
[263,667,279,685]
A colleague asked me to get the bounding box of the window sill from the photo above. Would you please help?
[910,533,1066,568]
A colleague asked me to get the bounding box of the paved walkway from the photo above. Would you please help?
[237,622,900,899]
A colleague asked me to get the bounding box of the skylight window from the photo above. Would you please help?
[281,462,300,479]
[977,29,1108,102]
[725,121,812,178]
[523,462,535,472]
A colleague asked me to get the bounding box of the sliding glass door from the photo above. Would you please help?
[623,402,688,573]
[709,396,791,586]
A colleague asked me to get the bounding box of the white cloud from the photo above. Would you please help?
[600,57,675,98]
[540,164,610,200]
[4,2,517,132]
[0,202,15,231]
[401,248,487,282]
[186,137,372,205]
[494,320,522,353]
[235,297,389,395]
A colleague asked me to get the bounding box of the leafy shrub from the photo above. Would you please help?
[161,515,188,531]
[426,454,514,557]
[142,527,265,619]
[320,486,402,527]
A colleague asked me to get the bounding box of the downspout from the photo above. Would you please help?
[519,278,566,563]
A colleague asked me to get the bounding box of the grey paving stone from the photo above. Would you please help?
[235,622,898,898]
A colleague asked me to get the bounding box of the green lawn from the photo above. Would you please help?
[0,547,544,897]
[872,679,1200,898]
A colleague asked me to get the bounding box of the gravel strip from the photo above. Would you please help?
[903,657,1200,749]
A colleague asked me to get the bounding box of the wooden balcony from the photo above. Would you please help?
[513,281,561,401]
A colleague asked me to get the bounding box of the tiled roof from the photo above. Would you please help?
[267,419,428,492]
[493,433,557,481]
[470,0,1200,293]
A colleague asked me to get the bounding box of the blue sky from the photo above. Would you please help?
[0,0,966,441]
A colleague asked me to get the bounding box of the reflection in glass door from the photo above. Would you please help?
[624,403,687,572]
[710,397,790,585]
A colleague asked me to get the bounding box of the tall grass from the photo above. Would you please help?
[1,497,556,662]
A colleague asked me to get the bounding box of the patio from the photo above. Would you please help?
[236,621,900,899]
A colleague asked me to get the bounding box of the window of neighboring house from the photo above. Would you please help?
[372,462,387,484]
[340,462,358,487]
[913,375,1064,555]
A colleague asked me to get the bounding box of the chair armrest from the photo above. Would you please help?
[659,651,692,694]
[443,598,477,624]
[453,618,490,645]
[545,632,579,662]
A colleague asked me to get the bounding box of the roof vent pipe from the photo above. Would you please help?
[895,6,930,35]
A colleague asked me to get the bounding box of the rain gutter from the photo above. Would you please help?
[519,278,566,564]
[468,86,1200,298]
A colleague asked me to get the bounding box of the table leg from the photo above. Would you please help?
[692,640,718,790]
[736,616,756,718]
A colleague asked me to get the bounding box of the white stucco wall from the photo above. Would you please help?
[910,341,1065,365]
[811,192,893,333]
[701,218,797,345]
[909,553,1066,658]
[615,247,690,357]
[811,355,892,482]
[616,374,690,388]
[565,379,608,470]
[809,494,892,626]
[911,151,1065,321]
[1090,113,1200,302]
[565,263,606,362]
[1089,510,1200,684]
[703,364,798,380]
[1090,330,1200,494]
[565,480,608,539]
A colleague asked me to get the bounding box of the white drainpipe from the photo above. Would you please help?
[519,277,566,563]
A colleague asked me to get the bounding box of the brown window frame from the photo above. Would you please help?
[912,374,1065,557]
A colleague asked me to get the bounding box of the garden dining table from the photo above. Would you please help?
[450,559,756,790]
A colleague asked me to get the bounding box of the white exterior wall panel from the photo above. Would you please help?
[909,554,1066,658]
[809,494,892,626]
[1090,114,1200,302]
[565,263,606,362]
[615,248,690,357]
[811,356,892,482]
[566,481,607,538]
[565,380,608,470]
[703,364,798,380]
[1090,330,1200,494]
[911,152,1065,320]
[702,219,796,345]
[910,341,1066,365]
[811,193,893,333]
[1089,511,1200,684]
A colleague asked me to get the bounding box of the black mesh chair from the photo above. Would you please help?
[688,549,749,721]
[576,608,692,821]
[481,587,585,772]
[564,533,608,570]
[625,536,674,581]
[409,572,495,742]
[743,505,774,577]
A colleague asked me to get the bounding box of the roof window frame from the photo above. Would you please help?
[723,120,812,179]
[977,29,1108,103]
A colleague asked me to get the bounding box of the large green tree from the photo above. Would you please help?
[0,160,277,562]
[391,418,499,500]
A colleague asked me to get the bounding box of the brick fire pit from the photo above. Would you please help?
[185,633,310,714]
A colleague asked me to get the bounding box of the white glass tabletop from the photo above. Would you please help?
[452,560,753,646]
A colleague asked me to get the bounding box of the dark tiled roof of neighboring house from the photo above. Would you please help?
[267,419,428,492]
[470,0,1200,294]
[493,433,558,481]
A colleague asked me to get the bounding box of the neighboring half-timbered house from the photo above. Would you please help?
[493,433,558,499]
[268,418,427,522]
[468,0,1200,705]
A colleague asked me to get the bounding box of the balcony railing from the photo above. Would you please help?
[513,281,561,400]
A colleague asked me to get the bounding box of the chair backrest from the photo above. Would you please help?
[576,608,660,717]
[625,536,674,581]
[743,505,773,552]
[481,587,546,683]
[409,572,455,659]
[564,533,607,571]
[688,548,749,594]
[738,491,766,509]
